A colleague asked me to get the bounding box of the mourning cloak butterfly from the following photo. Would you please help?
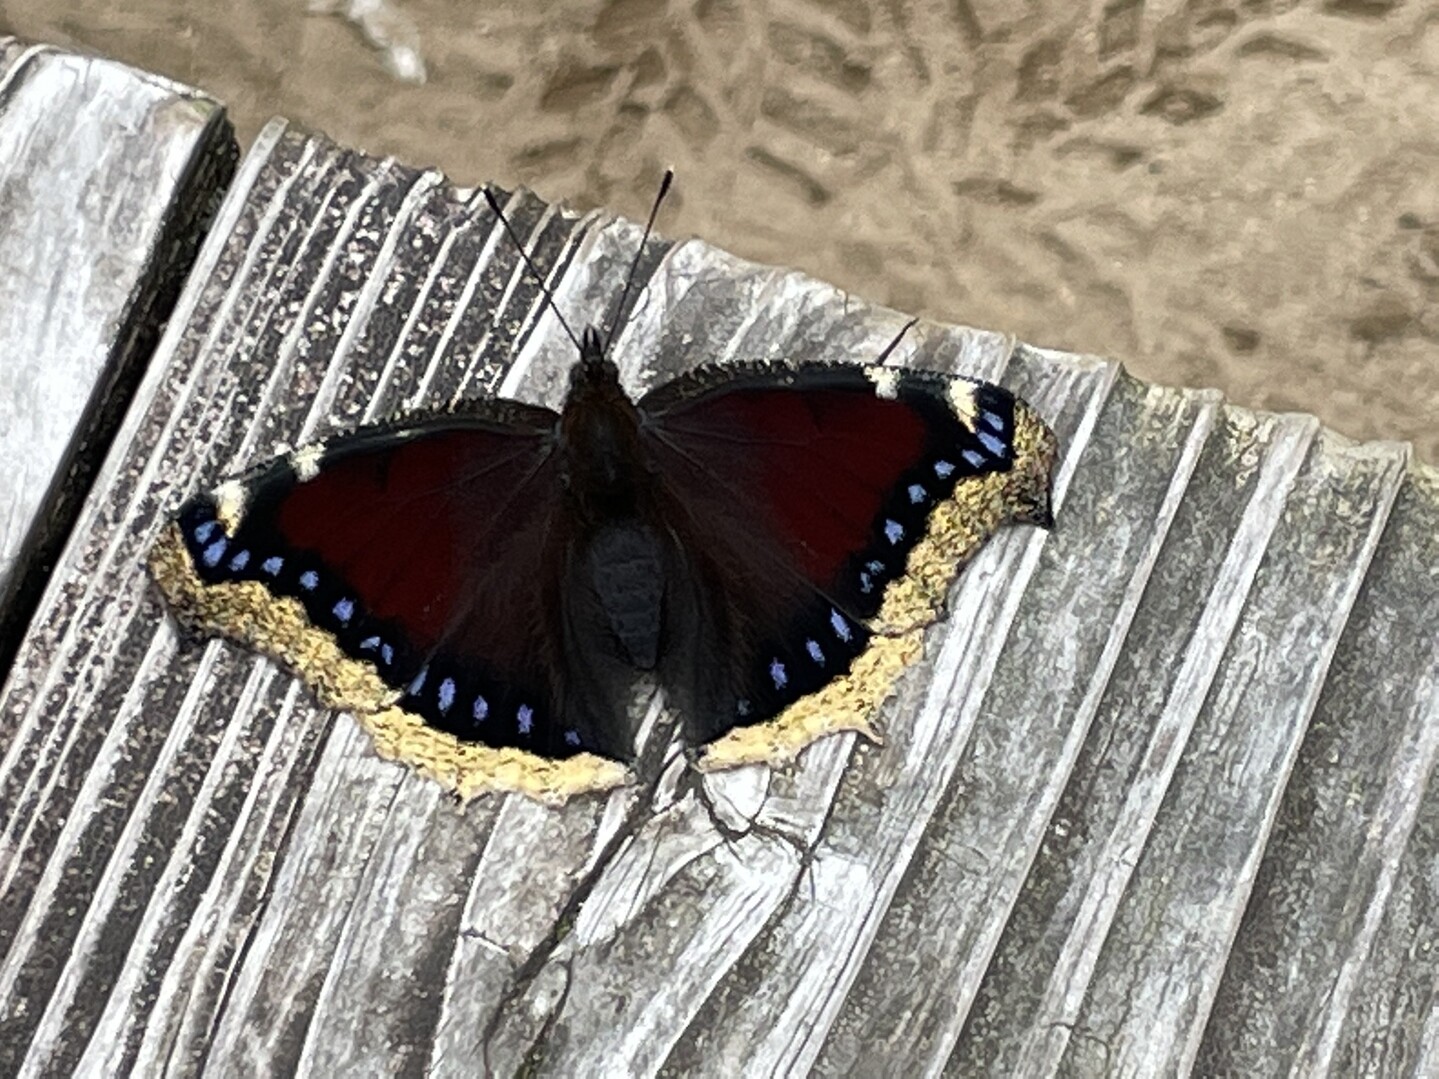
[149,181,1058,805]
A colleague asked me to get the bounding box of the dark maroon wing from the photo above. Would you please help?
[637,361,1023,746]
[169,401,636,764]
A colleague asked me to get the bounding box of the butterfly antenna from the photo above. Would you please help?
[601,168,674,357]
[482,186,584,354]
[874,317,920,365]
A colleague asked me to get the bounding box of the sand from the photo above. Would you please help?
[4,0,1434,461]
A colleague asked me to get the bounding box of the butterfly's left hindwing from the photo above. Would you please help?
[637,362,1056,767]
[149,404,637,804]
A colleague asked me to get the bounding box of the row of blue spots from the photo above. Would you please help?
[849,404,1013,605]
[359,635,396,667]
[407,666,586,753]
[861,415,1011,600]
[185,514,586,752]
[767,608,857,690]
[974,408,1009,460]
[404,663,574,746]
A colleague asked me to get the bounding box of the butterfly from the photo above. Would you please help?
[148,176,1059,805]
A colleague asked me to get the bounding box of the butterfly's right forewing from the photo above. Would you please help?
[638,361,1057,767]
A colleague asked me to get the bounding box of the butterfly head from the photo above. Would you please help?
[569,325,621,395]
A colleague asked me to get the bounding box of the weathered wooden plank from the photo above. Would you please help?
[1195,465,1439,1078]
[811,373,1220,1075]
[0,39,235,673]
[1056,430,1406,1077]
[946,408,1324,1075]
[1,106,1435,1079]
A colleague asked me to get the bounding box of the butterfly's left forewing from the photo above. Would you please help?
[149,401,636,803]
[637,361,1057,769]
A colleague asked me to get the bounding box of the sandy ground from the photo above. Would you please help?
[3,0,1435,461]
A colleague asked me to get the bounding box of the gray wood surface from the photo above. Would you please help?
[0,110,1436,1078]
[0,38,235,674]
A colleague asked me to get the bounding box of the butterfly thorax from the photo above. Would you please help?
[557,332,654,523]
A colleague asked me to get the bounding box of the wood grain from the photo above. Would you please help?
[0,109,1435,1078]
[0,38,234,676]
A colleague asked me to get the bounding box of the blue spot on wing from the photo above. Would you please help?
[977,430,1007,457]
[202,539,228,568]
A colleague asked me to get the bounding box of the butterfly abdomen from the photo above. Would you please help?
[584,522,666,670]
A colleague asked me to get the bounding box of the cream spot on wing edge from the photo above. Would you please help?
[866,366,901,400]
[147,524,633,804]
[289,442,326,482]
[947,378,979,428]
[696,400,1058,772]
[212,480,248,532]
